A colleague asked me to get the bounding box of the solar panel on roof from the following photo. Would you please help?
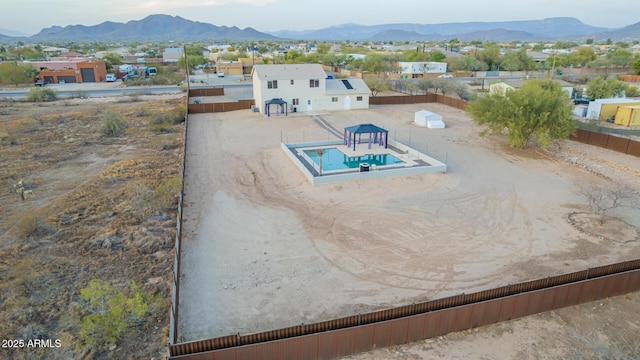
[342,79,353,89]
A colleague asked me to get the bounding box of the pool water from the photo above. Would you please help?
[304,147,404,171]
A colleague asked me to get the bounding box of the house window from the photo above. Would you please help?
[331,97,338,102]
[290,80,294,85]
[309,79,319,88]
[267,80,278,89]
[292,98,299,105]
[307,100,311,105]
[357,96,363,101]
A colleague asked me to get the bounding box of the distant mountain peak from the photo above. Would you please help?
[29,15,276,42]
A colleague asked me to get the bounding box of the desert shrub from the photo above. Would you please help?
[146,176,180,213]
[147,74,181,86]
[149,106,185,134]
[25,87,58,102]
[17,210,54,238]
[78,279,161,347]
[156,106,185,125]
[625,84,639,97]
[100,109,128,137]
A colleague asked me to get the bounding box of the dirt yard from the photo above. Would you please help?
[177,101,640,358]
[0,94,185,359]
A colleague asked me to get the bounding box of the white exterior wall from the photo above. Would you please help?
[312,94,369,112]
[398,62,448,74]
[255,77,326,114]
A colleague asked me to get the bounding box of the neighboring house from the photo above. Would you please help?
[215,61,243,76]
[162,47,183,63]
[238,57,260,75]
[252,64,370,116]
[200,47,211,59]
[527,51,551,63]
[490,79,574,97]
[41,46,68,58]
[28,59,107,83]
[397,62,448,78]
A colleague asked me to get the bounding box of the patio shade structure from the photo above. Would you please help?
[344,123,388,151]
[264,98,288,117]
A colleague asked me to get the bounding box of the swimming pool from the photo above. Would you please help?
[303,147,405,171]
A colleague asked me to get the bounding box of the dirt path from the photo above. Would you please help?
[177,103,640,346]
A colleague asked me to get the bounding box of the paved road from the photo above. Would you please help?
[0,74,252,99]
[0,84,183,99]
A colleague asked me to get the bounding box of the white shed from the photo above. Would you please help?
[414,110,445,128]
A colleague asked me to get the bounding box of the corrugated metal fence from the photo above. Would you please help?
[187,88,255,114]
[188,100,255,114]
[169,260,640,359]
[570,128,640,157]
[169,95,189,345]
[369,93,467,110]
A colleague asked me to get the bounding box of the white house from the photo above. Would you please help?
[252,64,370,116]
[162,47,183,63]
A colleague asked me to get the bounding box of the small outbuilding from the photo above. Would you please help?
[414,110,445,128]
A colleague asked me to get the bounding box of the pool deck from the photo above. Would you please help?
[283,139,446,185]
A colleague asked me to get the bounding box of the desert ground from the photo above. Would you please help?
[0,94,185,359]
[177,100,640,357]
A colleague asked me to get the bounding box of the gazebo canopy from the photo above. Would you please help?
[344,123,388,134]
[343,123,388,151]
[266,98,287,105]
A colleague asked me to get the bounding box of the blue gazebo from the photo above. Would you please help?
[264,98,288,117]
[344,123,388,151]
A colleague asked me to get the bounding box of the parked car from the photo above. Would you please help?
[121,73,136,81]
[573,96,592,105]
[34,80,46,87]
[438,73,453,78]
[105,73,117,82]
[217,71,225,77]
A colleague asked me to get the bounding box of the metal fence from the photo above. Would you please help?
[570,128,640,157]
[169,260,640,359]
[189,88,225,97]
[369,93,467,110]
[188,99,255,113]
[169,94,190,345]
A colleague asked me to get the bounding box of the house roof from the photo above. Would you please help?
[344,123,388,134]
[252,64,327,80]
[325,78,370,95]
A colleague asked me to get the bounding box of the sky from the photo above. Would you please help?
[0,0,638,35]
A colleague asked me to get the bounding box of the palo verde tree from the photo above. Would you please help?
[364,77,390,97]
[0,62,38,87]
[467,79,575,149]
[585,77,639,99]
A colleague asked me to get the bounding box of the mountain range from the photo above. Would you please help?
[0,15,639,43]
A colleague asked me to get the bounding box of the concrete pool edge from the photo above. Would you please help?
[281,139,447,185]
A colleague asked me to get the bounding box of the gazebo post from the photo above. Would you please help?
[353,133,356,151]
[368,132,372,149]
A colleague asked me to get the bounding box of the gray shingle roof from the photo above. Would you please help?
[252,64,327,80]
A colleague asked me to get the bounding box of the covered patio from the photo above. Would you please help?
[264,98,288,117]
[344,123,388,151]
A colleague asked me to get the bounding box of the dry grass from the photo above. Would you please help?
[0,95,185,359]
